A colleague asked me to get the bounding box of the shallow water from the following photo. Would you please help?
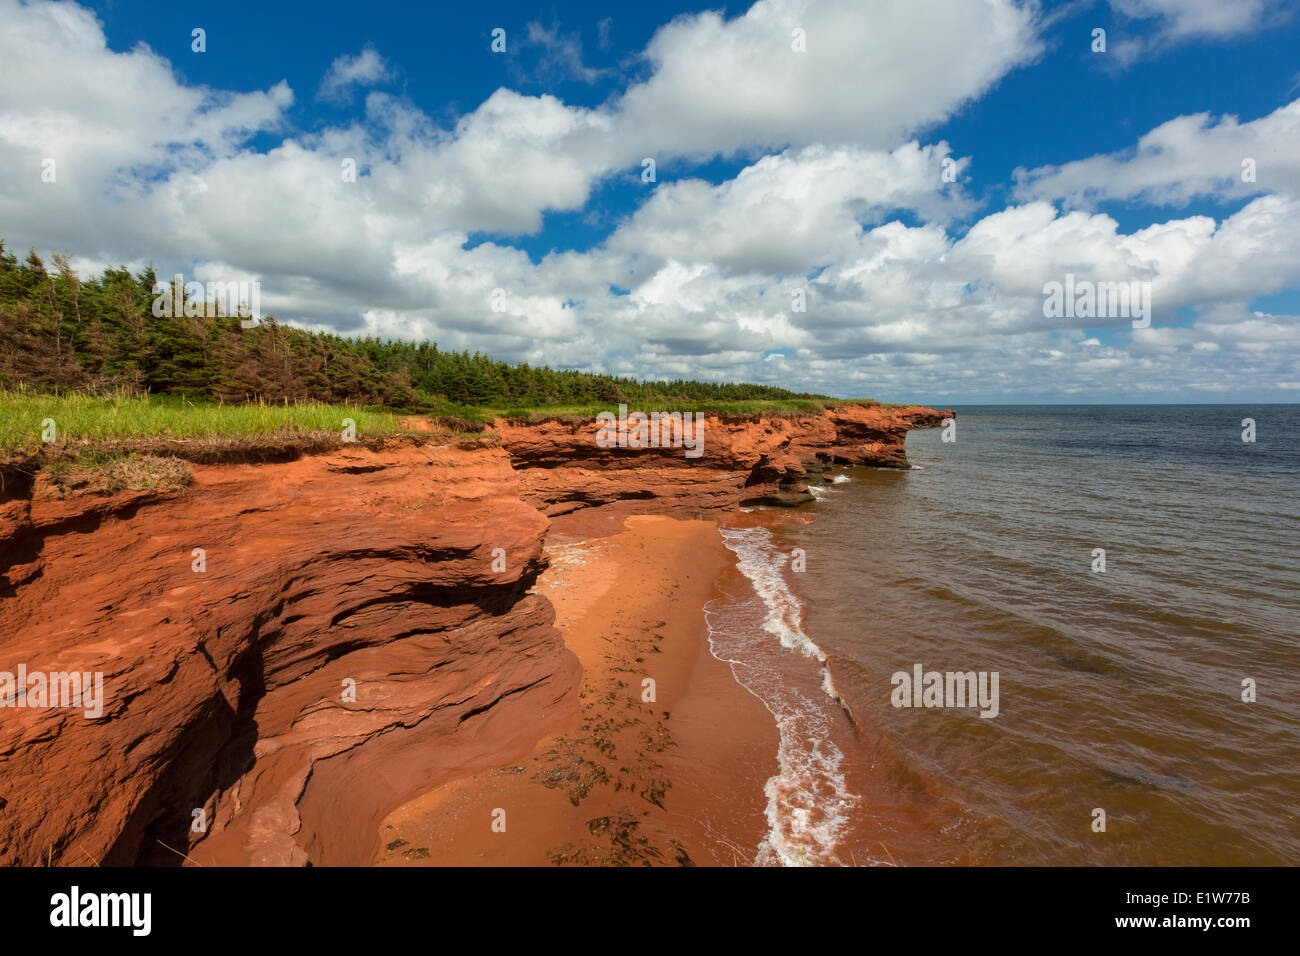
[717,405,1300,865]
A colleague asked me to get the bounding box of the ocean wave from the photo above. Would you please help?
[820,663,859,729]
[755,701,858,867]
[720,527,826,662]
[711,526,860,866]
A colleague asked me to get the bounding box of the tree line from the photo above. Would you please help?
[0,243,821,409]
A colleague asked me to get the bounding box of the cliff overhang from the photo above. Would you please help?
[0,402,951,865]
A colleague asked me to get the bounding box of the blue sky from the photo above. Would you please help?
[3,0,1300,403]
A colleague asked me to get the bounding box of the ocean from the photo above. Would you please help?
[708,405,1300,866]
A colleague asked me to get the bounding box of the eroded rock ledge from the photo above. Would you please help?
[496,403,950,524]
[0,403,949,865]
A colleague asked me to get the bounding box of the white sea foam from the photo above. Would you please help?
[722,527,825,662]
[709,527,859,866]
[755,699,857,866]
[821,665,839,700]
[830,474,851,484]
[809,485,829,500]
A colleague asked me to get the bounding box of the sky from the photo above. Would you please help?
[2,0,1299,404]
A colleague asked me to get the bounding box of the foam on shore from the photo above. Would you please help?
[709,526,859,866]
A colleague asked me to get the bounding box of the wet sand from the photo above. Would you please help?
[375,514,778,866]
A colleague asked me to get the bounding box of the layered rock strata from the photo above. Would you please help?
[0,404,950,865]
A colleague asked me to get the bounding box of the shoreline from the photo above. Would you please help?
[0,403,949,866]
[374,514,779,866]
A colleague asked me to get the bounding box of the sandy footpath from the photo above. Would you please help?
[374,514,777,866]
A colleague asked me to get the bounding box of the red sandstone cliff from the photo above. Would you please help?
[497,403,952,526]
[0,403,950,866]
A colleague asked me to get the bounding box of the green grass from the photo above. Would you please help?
[0,389,889,453]
[393,395,876,424]
[0,389,411,450]
[487,397,882,423]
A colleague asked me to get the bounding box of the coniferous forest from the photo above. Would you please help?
[0,243,821,410]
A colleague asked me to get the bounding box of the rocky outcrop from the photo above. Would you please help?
[0,403,948,865]
[0,443,577,866]
[495,402,953,523]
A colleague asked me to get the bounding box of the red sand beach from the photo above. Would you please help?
[375,515,778,866]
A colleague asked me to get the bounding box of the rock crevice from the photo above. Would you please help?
[0,404,949,865]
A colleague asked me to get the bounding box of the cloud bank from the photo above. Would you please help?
[1,0,1297,401]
